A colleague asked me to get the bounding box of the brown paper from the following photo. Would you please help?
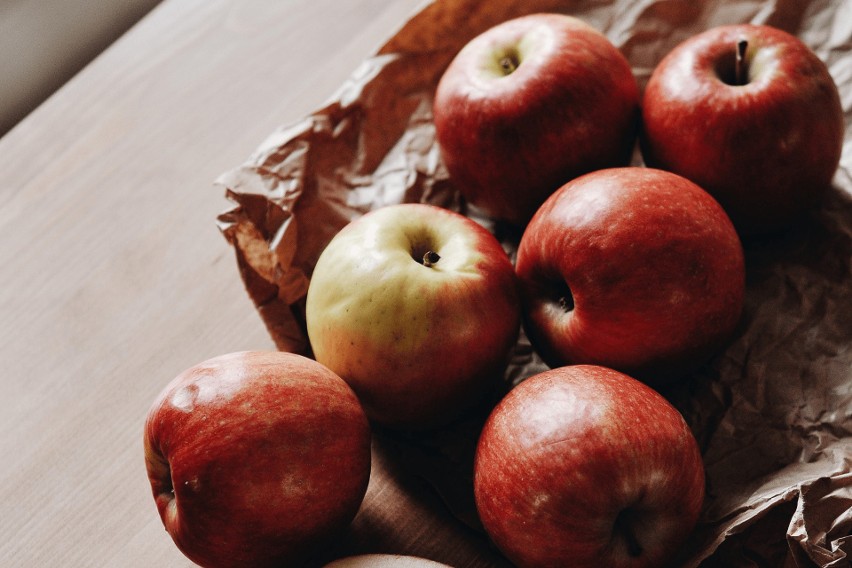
[216,1,852,565]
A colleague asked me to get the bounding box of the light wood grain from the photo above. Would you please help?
[0,1,506,566]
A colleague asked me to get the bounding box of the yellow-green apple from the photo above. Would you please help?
[433,13,640,226]
[474,365,705,568]
[515,167,745,384]
[641,24,844,236]
[324,555,453,568]
[143,351,371,568]
[305,203,520,429]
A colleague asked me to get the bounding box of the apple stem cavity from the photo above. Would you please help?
[613,508,643,558]
[499,53,519,75]
[555,282,574,312]
[146,443,180,526]
[735,38,748,85]
[422,250,441,268]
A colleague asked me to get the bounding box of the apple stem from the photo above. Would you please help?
[499,56,518,75]
[735,38,748,85]
[556,283,575,312]
[422,250,441,268]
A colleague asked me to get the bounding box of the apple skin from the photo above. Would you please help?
[515,167,745,384]
[433,13,640,226]
[640,24,844,236]
[143,351,372,568]
[474,365,705,568]
[305,203,520,430]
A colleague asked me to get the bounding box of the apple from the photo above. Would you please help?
[474,364,705,568]
[433,13,640,226]
[323,555,452,568]
[143,351,372,568]
[305,203,520,429]
[640,23,844,235]
[515,167,745,384]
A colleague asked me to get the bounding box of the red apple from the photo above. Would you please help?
[144,351,371,568]
[515,167,745,384]
[641,24,844,235]
[474,365,705,568]
[305,203,520,429]
[433,13,640,226]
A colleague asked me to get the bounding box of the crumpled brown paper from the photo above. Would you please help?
[216,1,852,565]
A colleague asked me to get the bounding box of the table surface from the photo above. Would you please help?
[0,1,510,566]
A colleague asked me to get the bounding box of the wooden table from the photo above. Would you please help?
[0,1,508,565]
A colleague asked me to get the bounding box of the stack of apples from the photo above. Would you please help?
[143,12,844,568]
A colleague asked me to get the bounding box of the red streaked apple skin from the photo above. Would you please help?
[306,203,520,430]
[433,13,640,226]
[641,24,844,236]
[474,365,705,568]
[144,351,371,568]
[516,167,745,384]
